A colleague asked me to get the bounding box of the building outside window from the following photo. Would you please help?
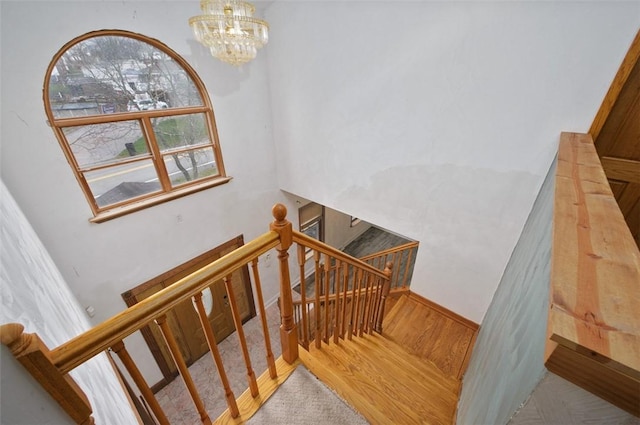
[44,30,229,222]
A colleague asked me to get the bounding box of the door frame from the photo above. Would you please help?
[121,235,256,392]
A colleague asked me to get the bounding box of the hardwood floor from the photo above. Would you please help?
[300,292,478,424]
[300,333,460,425]
[382,293,478,379]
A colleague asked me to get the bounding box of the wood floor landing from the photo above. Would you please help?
[382,293,478,379]
[299,293,479,424]
[300,332,460,425]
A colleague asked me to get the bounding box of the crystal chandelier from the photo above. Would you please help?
[189,0,269,66]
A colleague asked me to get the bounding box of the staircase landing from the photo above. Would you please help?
[299,293,479,424]
[300,332,460,425]
[383,293,478,379]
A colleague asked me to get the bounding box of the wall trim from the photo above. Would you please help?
[408,291,479,331]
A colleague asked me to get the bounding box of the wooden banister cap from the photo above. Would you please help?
[0,323,25,346]
[272,204,287,222]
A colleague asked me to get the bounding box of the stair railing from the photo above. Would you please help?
[0,203,398,424]
[1,204,299,424]
[359,240,419,292]
[290,231,392,349]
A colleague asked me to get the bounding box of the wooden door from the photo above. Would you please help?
[591,30,640,248]
[121,235,255,390]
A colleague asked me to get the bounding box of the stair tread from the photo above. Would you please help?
[300,333,459,425]
[382,294,476,379]
[352,332,460,393]
[381,293,410,332]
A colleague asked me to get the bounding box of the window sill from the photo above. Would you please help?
[89,176,232,223]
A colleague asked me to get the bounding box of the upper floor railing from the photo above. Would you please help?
[290,235,417,348]
[0,203,392,424]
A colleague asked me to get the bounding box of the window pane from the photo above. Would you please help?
[49,35,203,119]
[163,147,218,187]
[85,159,161,207]
[152,114,211,152]
[302,221,321,240]
[63,121,148,168]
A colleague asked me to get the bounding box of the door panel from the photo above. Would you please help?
[121,235,256,388]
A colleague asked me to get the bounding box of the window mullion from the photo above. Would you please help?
[52,126,101,215]
[142,117,172,191]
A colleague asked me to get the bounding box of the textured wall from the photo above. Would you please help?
[456,160,555,424]
[0,182,138,424]
[265,1,640,322]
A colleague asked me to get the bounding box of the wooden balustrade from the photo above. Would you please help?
[0,204,298,424]
[1,202,401,424]
[360,241,418,291]
[288,229,394,350]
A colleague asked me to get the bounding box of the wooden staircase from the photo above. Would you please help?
[299,293,477,425]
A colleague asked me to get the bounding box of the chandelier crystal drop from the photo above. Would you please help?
[189,0,269,66]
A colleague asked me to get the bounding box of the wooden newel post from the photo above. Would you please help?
[375,262,393,333]
[0,323,95,425]
[270,203,299,364]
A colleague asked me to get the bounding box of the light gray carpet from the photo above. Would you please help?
[247,366,369,424]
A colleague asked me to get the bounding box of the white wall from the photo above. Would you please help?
[456,160,554,425]
[265,1,640,322]
[286,193,372,250]
[0,182,138,424]
[324,207,371,251]
[0,1,287,385]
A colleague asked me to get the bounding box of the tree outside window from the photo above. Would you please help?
[44,30,228,221]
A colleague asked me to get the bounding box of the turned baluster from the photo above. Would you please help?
[333,259,342,344]
[370,278,382,333]
[270,204,299,364]
[155,315,210,424]
[297,244,309,347]
[392,252,401,289]
[111,340,169,425]
[250,259,277,379]
[314,250,322,349]
[362,273,375,333]
[223,274,259,397]
[0,323,95,425]
[323,254,331,343]
[402,247,415,289]
[375,262,393,333]
[340,263,349,338]
[349,269,363,340]
[192,293,239,418]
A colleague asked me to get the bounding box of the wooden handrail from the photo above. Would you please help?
[292,231,389,281]
[546,132,640,416]
[358,241,419,262]
[549,132,640,370]
[51,231,280,374]
[292,285,382,307]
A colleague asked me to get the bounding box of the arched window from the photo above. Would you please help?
[44,30,229,222]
